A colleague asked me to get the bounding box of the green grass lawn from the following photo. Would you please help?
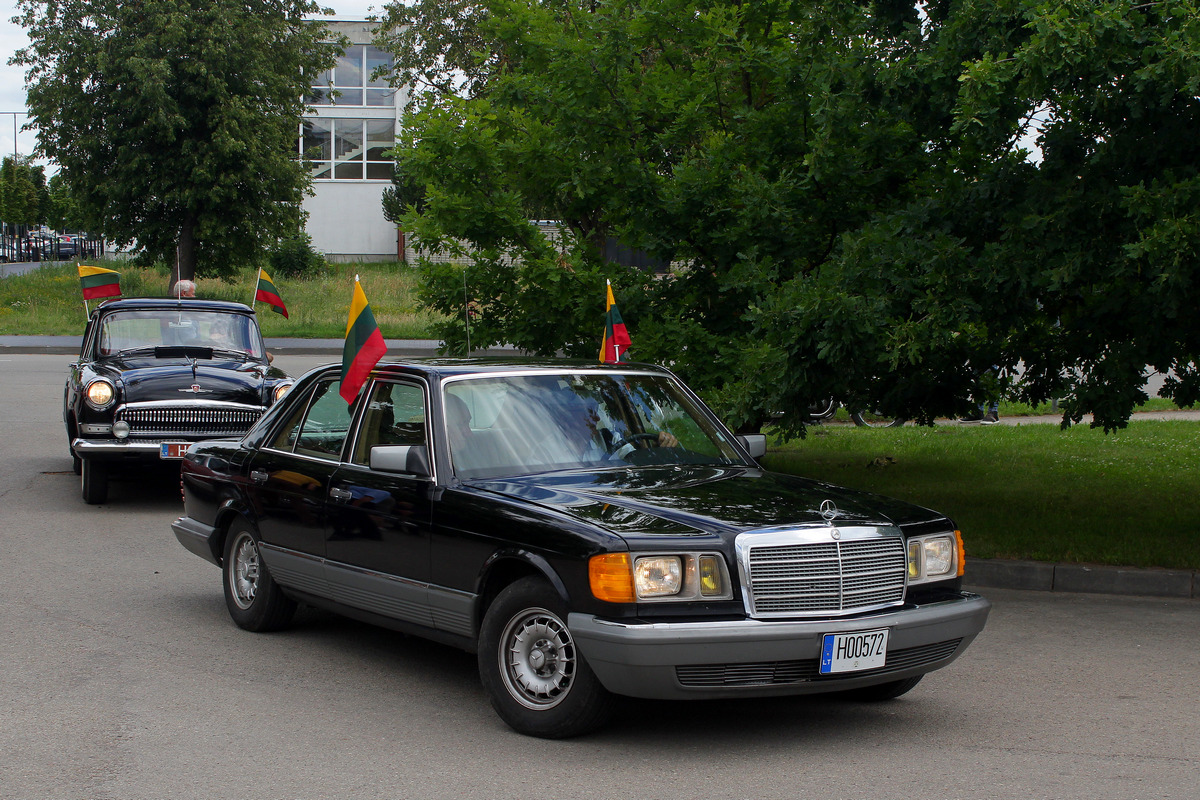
[0,259,447,338]
[763,421,1200,570]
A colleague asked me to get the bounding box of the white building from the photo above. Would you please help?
[301,21,407,262]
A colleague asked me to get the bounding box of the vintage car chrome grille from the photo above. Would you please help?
[674,638,963,688]
[116,404,264,438]
[738,527,908,618]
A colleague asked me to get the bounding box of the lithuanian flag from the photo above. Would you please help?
[599,280,631,363]
[78,265,121,300]
[339,277,387,404]
[254,269,289,318]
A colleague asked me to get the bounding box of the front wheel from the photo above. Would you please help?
[478,577,615,738]
[222,521,296,632]
[80,458,108,504]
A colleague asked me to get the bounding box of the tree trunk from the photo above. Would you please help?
[169,218,198,294]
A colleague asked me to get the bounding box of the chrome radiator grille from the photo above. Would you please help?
[116,405,263,438]
[739,529,907,618]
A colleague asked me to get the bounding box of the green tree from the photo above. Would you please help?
[12,0,344,286]
[0,155,43,232]
[381,0,1200,433]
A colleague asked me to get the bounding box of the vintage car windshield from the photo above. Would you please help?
[443,371,747,478]
[95,310,265,359]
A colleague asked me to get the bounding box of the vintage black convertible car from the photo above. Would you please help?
[172,360,990,738]
[65,298,293,504]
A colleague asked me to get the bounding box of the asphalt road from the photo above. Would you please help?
[1,353,1197,799]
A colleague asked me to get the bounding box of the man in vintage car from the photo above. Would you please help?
[65,297,293,504]
[171,360,990,738]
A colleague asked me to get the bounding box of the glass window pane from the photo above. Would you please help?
[335,161,364,179]
[365,119,394,161]
[332,88,363,106]
[334,120,364,161]
[365,46,391,87]
[306,87,330,105]
[352,382,426,465]
[295,380,352,459]
[365,88,392,107]
[310,161,332,179]
[335,46,365,88]
[302,119,332,161]
[365,161,392,180]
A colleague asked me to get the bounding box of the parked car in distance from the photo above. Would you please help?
[172,360,990,738]
[65,298,293,504]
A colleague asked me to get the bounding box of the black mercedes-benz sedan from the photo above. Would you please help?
[172,359,990,738]
[65,297,293,504]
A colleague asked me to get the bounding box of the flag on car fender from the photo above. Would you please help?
[254,269,289,318]
[78,265,121,300]
[340,276,387,403]
[600,280,631,363]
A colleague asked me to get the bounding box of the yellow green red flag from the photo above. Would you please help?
[78,265,121,300]
[599,280,631,363]
[254,269,289,318]
[339,277,387,403]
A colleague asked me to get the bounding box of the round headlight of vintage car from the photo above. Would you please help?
[84,379,116,410]
[273,381,294,403]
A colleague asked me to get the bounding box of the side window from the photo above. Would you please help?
[269,378,351,460]
[352,381,427,466]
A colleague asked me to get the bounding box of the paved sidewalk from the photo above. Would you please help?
[4,333,1196,600]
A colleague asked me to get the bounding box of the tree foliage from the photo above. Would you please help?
[0,156,48,231]
[380,0,1200,432]
[12,0,344,282]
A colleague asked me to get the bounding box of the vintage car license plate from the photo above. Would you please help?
[160,442,190,459]
[819,629,889,674]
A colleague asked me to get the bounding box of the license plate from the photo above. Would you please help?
[160,442,190,459]
[820,629,889,674]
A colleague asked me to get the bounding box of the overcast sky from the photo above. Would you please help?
[0,1,383,167]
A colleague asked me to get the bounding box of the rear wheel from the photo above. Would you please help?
[80,458,108,504]
[222,521,296,632]
[478,577,615,738]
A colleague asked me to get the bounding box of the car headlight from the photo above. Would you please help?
[907,531,964,584]
[590,552,733,603]
[273,381,293,403]
[84,379,116,410]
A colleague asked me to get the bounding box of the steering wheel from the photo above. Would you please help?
[608,432,660,452]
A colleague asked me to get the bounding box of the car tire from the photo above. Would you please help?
[222,521,297,632]
[839,675,923,701]
[478,576,615,739]
[850,411,907,428]
[80,458,108,504]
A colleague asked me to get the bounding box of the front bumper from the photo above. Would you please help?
[569,592,990,700]
[73,437,176,457]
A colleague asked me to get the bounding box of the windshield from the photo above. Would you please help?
[443,371,747,478]
[95,310,265,359]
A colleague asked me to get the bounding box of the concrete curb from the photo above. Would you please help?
[966,558,1197,599]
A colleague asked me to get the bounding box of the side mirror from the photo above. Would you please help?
[737,434,767,459]
[370,444,432,477]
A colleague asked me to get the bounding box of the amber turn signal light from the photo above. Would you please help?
[956,530,966,577]
[589,553,636,603]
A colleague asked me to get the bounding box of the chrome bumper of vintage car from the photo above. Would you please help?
[568,592,990,700]
[72,437,181,456]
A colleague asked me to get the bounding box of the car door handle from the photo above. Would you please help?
[329,487,352,503]
[250,469,268,484]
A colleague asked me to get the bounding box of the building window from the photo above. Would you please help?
[303,118,394,180]
[308,45,393,107]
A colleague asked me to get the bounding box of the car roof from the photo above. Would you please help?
[93,298,254,315]
[305,358,675,383]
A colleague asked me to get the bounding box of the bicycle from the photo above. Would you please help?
[806,399,907,428]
